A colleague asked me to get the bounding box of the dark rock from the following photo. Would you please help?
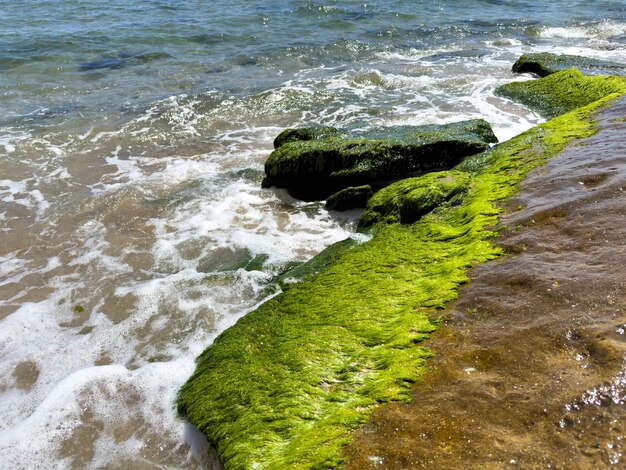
[512,52,626,78]
[325,185,373,211]
[232,55,257,66]
[422,49,490,61]
[273,126,339,149]
[263,119,497,200]
[80,57,126,71]
[231,253,269,272]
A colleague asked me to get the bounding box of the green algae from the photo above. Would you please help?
[274,237,359,287]
[358,171,471,228]
[325,185,373,211]
[512,52,626,78]
[178,86,625,469]
[496,69,626,118]
[262,119,497,200]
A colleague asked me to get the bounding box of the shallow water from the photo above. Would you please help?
[1,1,625,468]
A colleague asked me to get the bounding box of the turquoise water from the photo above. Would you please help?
[0,1,625,468]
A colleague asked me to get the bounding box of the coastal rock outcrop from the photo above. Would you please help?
[262,119,497,200]
[179,97,617,468]
[512,52,626,77]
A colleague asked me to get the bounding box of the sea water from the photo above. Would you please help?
[0,1,625,468]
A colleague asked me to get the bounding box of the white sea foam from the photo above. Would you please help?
[0,129,32,154]
[0,359,206,469]
[310,60,542,141]
[0,223,284,467]
[149,176,353,271]
[0,178,51,216]
[540,21,626,40]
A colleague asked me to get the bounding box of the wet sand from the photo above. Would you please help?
[346,98,626,469]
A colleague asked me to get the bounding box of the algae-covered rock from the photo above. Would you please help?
[497,69,626,118]
[358,171,471,228]
[178,92,626,470]
[273,126,339,149]
[512,52,626,78]
[325,185,373,211]
[263,119,497,200]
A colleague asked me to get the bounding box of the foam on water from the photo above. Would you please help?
[539,20,626,40]
[0,90,361,468]
[0,178,51,217]
[0,129,32,154]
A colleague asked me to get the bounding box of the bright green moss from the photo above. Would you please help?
[274,237,359,287]
[512,52,626,78]
[358,170,471,228]
[178,90,624,469]
[496,69,626,118]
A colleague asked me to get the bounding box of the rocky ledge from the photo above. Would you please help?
[497,68,626,118]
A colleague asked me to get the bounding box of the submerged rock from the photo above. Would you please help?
[263,119,497,200]
[358,171,471,228]
[325,185,373,211]
[497,69,626,118]
[512,52,626,78]
[80,52,172,71]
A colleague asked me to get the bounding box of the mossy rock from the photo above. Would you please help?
[358,171,471,228]
[512,52,626,78]
[273,126,340,149]
[262,119,497,200]
[325,185,373,211]
[497,69,626,118]
[177,91,626,469]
